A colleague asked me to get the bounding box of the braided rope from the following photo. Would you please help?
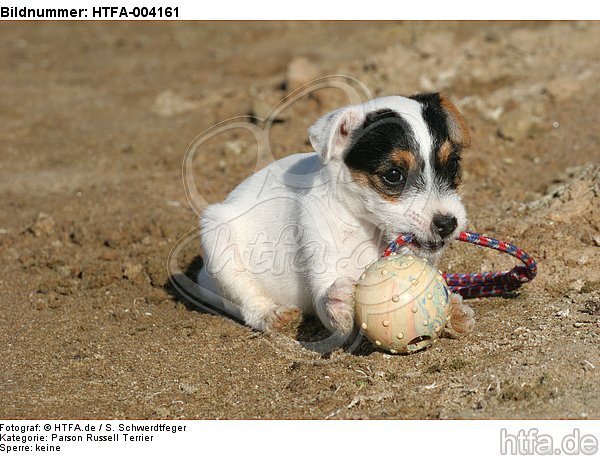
[383,231,537,299]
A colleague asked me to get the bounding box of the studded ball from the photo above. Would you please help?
[354,254,450,354]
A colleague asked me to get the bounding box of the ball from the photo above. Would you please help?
[354,254,450,354]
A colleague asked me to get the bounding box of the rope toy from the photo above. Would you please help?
[383,231,538,298]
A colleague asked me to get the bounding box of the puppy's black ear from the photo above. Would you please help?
[439,95,471,148]
[308,106,363,163]
[411,93,471,149]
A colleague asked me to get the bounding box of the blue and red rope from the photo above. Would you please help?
[383,231,537,298]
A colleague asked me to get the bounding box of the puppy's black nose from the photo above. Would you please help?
[431,213,457,239]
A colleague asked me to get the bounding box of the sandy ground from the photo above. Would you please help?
[0,21,599,419]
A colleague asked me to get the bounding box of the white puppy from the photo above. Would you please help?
[197,94,472,336]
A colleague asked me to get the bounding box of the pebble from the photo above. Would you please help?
[152,89,199,117]
[99,250,118,261]
[544,77,583,101]
[122,262,143,280]
[569,279,585,292]
[225,140,244,156]
[286,57,320,91]
[251,98,272,120]
[30,212,56,237]
[498,116,542,141]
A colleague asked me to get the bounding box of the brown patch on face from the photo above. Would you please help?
[436,140,462,188]
[390,148,417,171]
[349,169,370,189]
[440,95,471,148]
[349,169,400,203]
[438,141,453,165]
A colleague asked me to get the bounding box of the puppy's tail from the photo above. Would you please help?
[167,229,243,323]
[192,266,244,322]
[169,265,243,322]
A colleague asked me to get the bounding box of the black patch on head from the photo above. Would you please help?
[344,109,424,195]
[410,93,463,189]
[410,93,448,149]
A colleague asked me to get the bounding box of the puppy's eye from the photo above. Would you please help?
[381,168,405,186]
[447,156,460,175]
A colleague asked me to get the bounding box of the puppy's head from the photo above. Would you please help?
[308,93,471,261]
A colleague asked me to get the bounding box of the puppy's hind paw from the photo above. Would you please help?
[270,307,303,333]
[324,277,357,335]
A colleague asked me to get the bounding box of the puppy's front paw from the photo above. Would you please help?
[324,277,357,335]
[448,293,475,334]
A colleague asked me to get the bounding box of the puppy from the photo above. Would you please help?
[197,93,472,336]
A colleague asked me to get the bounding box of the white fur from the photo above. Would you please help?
[197,96,467,334]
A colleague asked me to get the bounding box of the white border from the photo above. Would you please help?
[0,420,598,456]
[1,0,599,20]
